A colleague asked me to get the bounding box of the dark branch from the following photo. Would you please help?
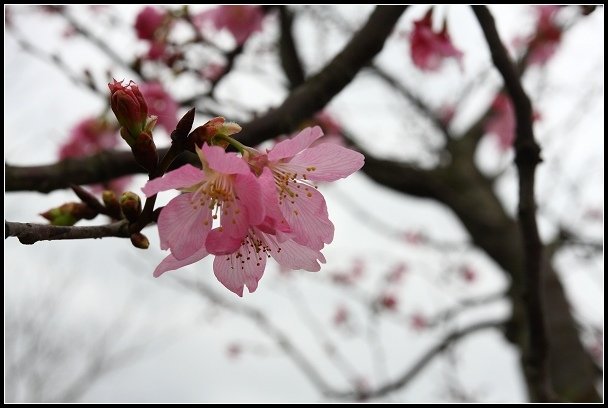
[473,6,551,402]
[5,220,130,245]
[6,6,407,194]
[278,5,306,89]
[235,5,408,147]
[328,320,506,400]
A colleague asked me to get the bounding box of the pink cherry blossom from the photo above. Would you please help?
[459,264,477,283]
[411,313,429,331]
[134,6,166,41]
[140,82,178,133]
[527,6,562,66]
[409,9,463,72]
[59,117,130,194]
[194,5,265,46]
[379,293,398,311]
[485,93,515,151]
[143,143,264,261]
[59,117,119,159]
[247,126,365,250]
[146,126,362,296]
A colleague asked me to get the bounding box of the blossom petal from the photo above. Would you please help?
[267,126,324,161]
[199,144,250,174]
[206,228,243,255]
[234,172,264,226]
[142,164,204,197]
[256,168,291,234]
[263,232,326,272]
[153,247,209,277]
[287,144,365,182]
[158,193,211,260]
[213,244,267,297]
[279,184,334,250]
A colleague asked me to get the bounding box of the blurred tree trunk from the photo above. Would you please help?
[363,132,600,401]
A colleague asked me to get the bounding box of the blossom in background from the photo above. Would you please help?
[144,124,364,296]
[484,93,516,151]
[59,117,130,194]
[194,5,265,46]
[527,5,563,66]
[134,6,172,60]
[409,8,463,72]
[140,82,178,134]
[59,117,119,159]
[410,313,429,331]
[485,93,542,151]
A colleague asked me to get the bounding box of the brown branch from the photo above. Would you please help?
[175,278,337,396]
[6,6,408,194]
[472,6,551,402]
[327,319,506,400]
[5,220,130,245]
[234,5,408,147]
[278,5,306,89]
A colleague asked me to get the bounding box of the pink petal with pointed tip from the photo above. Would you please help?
[267,126,324,161]
[153,247,209,277]
[142,164,204,197]
[158,193,211,260]
[213,244,267,296]
[263,232,326,272]
[201,144,250,174]
[287,143,364,182]
[279,184,334,250]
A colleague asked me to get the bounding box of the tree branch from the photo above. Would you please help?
[5,220,129,245]
[472,6,551,402]
[6,6,407,194]
[234,5,408,147]
[327,319,506,400]
[278,5,306,89]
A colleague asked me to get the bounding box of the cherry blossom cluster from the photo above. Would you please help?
[143,121,364,296]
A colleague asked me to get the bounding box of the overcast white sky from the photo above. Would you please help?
[4,5,603,402]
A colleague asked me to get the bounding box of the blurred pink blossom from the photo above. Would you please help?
[409,9,463,72]
[195,5,265,46]
[527,6,563,66]
[140,82,179,134]
[59,117,130,194]
[411,313,428,331]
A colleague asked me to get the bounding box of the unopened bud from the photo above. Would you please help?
[120,192,142,223]
[102,190,122,219]
[40,202,96,226]
[130,232,150,249]
[185,117,242,152]
[109,79,149,139]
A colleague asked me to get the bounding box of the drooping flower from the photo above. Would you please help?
[409,9,463,72]
[152,166,326,296]
[140,82,178,134]
[142,143,264,261]
[194,5,265,46]
[146,124,364,297]
[526,5,563,66]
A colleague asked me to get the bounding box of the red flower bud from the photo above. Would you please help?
[109,79,149,139]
